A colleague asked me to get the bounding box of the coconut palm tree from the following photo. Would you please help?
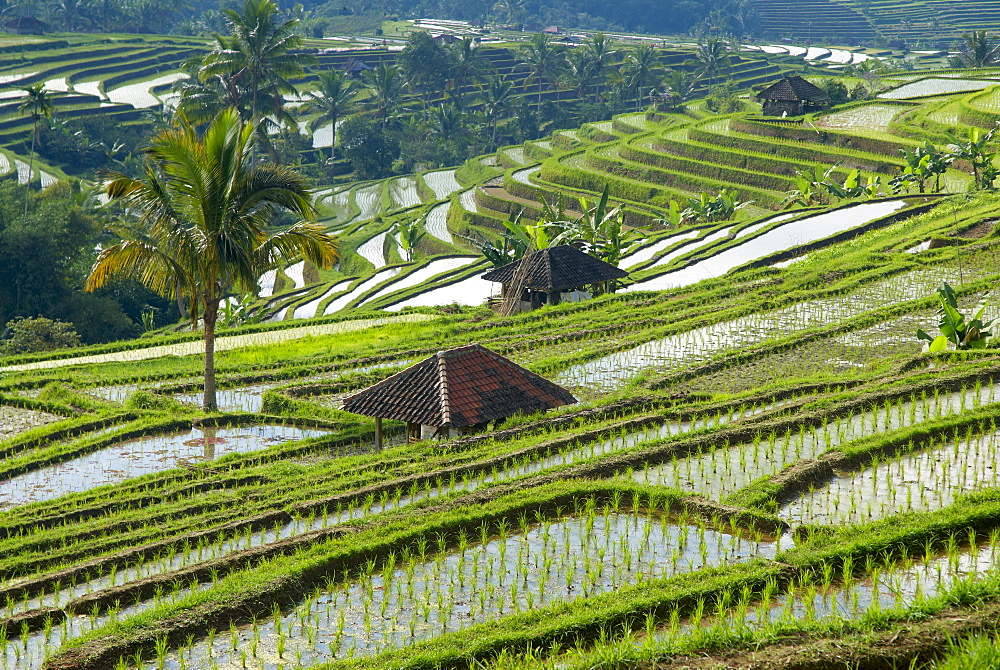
[18,83,54,215]
[520,33,565,106]
[448,37,490,102]
[624,44,661,110]
[86,108,339,411]
[300,70,359,161]
[480,74,515,151]
[566,48,598,101]
[959,31,1000,68]
[694,36,729,84]
[200,0,312,129]
[583,33,615,102]
[364,62,406,127]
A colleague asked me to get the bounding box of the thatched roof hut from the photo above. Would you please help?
[481,245,628,310]
[4,17,47,34]
[756,75,830,116]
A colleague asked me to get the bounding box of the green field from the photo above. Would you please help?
[5,32,1000,670]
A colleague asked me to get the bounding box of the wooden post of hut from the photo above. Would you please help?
[342,344,577,446]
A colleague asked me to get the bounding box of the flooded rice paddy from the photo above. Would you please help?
[633,382,1000,500]
[880,78,998,100]
[0,425,330,510]
[561,267,964,391]
[627,201,906,291]
[385,273,496,310]
[423,202,453,243]
[146,511,782,668]
[648,536,1000,646]
[781,426,1000,525]
[358,257,478,307]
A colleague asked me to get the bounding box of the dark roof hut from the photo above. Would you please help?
[756,75,830,117]
[4,17,48,34]
[343,59,374,77]
[343,344,576,447]
[482,245,628,311]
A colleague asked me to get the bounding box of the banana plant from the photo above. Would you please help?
[781,171,825,209]
[681,188,752,224]
[917,282,998,351]
[656,199,685,226]
[392,215,426,262]
[946,127,998,190]
[893,141,949,193]
[463,210,554,268]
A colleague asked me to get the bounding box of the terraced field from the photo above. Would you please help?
[254,70,1000,327]
[837,0,1000,40]
[4,182,1000,670]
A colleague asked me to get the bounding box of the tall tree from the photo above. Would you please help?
[199,0,312,131]
[448,37,490,102]
[624,44,661,110]
[397,31,454,103]
[521,33,565,107]
[173,55,247,125]
[959,31,1000,68]
[18,84,54,215]
[566,48,597,101]
[662,69,700,107]
[694,37,729,84]
[300,70,359,162]
[86,109,339,411]
[583,33,615,102]
[363,62,406,127]
[480,74,515,151]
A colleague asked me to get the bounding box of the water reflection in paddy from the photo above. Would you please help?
[0,425,330,510]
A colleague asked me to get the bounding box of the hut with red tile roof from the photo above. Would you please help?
[343,344,576,447]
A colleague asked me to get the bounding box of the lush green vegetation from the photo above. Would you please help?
[7,15,1000,670]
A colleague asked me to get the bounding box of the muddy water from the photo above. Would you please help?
[626,201,906,291]
[148,513,783,668]
[560,267,966,391]
[781,427,1000,525]
[634,383,1000,501]
[0,425,330,510]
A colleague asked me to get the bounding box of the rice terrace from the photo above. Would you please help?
[8,2,1000,669]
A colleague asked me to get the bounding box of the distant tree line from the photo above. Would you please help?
[0,0,748,345]
[2,0,759,39]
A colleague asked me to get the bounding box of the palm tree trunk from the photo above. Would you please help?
[25,118,36,216]
[330,113,338,162]
[202,299,219,412]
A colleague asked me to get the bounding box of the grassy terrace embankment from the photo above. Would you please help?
[1,180,1000,668]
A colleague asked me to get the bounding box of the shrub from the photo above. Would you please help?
[124,390,184,412]
[1,316,81,355]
